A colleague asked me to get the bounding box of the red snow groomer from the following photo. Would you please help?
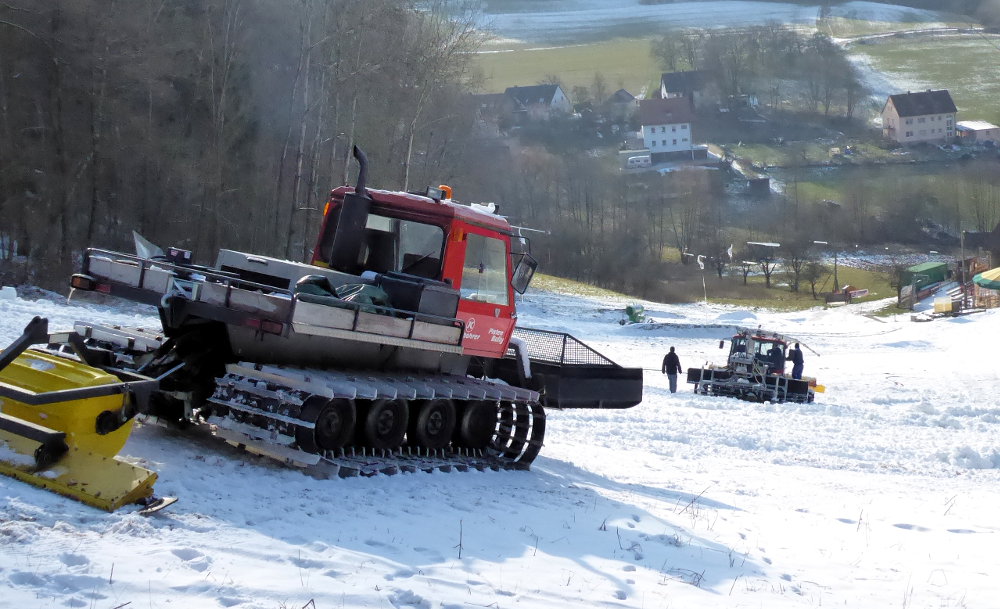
[686,328,823,403]
[64,146,643,477]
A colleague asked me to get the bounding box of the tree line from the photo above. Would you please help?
[651,25,865,118]
[2,2,999,300]
[0,0,486,285]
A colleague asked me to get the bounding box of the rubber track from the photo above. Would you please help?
[205,363,546,475]
[694,381,811,404]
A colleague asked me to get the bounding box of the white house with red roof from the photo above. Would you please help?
[638,98,696,161]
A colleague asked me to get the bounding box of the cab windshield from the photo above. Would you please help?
[359,214,444,279]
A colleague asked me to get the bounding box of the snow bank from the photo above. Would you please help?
[2,283,999,608]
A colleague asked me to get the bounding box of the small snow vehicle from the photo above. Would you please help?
[0,317,166,511]
[686,328,823,403]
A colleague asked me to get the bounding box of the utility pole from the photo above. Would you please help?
[814,240,838,292]
[833,250,839,292]
[960,230,968,309]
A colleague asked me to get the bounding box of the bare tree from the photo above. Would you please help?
[780,237,813,292]
[802,261,829,299]
[651,33,682,72]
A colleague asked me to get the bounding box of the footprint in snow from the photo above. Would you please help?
[364,538,392,550]
[893,523,930,532]
[389,588,429,609]
[171,547,212,572]
[51,573,107,595]
[171,547,203,561]
[289,556,326,570]
[388,568,417,580]
[412,546,444,561]
[59,553,90,568]
[9,571,46,587]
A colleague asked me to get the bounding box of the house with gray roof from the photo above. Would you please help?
[660,70,711,112]
[503,84,572,121]
[881,90,957,145]
[605,88,637,122]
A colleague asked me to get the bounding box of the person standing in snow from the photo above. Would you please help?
[662,346,682,393]
[789,342,804,380]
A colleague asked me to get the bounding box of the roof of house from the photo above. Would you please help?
[472,92,509,109]
[905,261,948,273]
[504,84,564,109]
[637,98,695,126]
[607,88,635,104]
[661,70,707,93]
[956,120,999,131]
[885,90,957,117]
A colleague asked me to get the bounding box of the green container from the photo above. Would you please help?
[901,262,948,289]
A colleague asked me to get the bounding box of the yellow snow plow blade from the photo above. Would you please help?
[0,342,158,512]
[0,425,157,511]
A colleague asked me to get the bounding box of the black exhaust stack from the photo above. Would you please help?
[323,146,372,274]
[353,145,368,195]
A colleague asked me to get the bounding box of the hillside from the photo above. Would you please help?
[2,285,998,608]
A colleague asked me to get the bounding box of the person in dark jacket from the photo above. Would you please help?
[662,346,682,393]
[766,344,785,375]
[789,342,805,380]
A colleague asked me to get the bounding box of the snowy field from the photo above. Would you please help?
[2,283,999,609]
[462,1,952,46]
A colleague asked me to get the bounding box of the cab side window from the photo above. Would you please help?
[461,233,509,305]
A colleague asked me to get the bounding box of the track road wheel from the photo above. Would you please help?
[409,399,456,450]
[361,399,408,450]
[296,397,356,453]
[455,401,497,449]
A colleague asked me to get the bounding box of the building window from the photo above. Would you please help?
[682,124,687,130]
[672,126,676,132]
[905,131,913,137]
[672,139,677,145]
[918,117,925,123]
[906,118,913,125]
[660,127,665,133]
[682,138,688,142]
[662,140,667,146]
[651,141,657,147]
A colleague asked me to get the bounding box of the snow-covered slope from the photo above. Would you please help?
[474,1,954,46]
[1,287,998,609]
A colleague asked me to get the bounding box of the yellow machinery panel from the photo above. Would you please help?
[0,350,133,457]
[0,350,156,511]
